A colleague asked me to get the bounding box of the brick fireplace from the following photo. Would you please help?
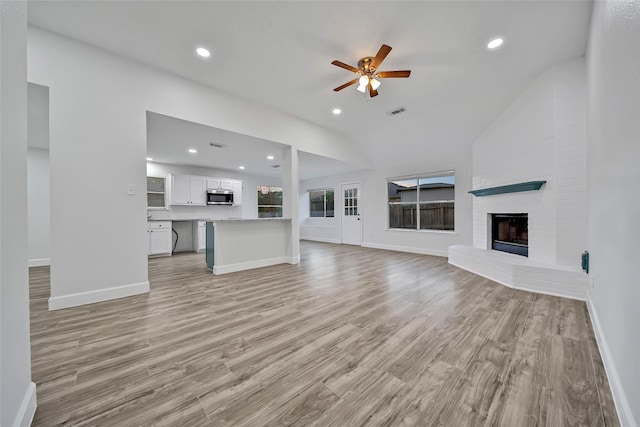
[448,58,589,300]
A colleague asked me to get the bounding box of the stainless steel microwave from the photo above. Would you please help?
[206,189,234,205]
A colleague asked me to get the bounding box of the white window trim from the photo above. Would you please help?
[309,188,335,218]
[257,186,283,218]
[386,170,456,232]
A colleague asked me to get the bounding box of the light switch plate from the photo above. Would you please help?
[127,184,136,196]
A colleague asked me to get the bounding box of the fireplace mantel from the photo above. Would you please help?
[468,180,546,197]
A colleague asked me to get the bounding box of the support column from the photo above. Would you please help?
[281,145,300,263]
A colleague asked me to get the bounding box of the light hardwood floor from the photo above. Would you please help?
[29,241,619,426]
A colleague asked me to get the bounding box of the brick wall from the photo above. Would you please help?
[471,58,587,270]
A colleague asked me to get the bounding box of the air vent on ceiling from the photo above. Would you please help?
[387,107,406,116]
[271,165,281,169]
[209,142,225,148]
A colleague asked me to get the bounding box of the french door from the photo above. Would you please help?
[341,182,362,245]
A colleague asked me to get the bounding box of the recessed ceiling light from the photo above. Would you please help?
[188,148,197,154]
[146,157,153,161]
[196,47,210,58]
[238,166,245,170]
[267,155,275,160]
[332,108,342,115]
[487,38,504,49]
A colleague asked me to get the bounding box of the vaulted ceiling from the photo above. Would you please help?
[28,1,593,170]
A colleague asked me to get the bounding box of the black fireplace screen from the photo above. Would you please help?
[492,214,528,257]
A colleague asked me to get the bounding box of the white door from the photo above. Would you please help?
[341,182,362,245]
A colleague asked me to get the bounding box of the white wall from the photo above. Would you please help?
[472,58,587,270]
[27,27,365,309]
[299,154,473,257]
[0,2,37,426]
[586,1,640,426]
[146,162,281,221]
[362,155,472,257]
[27,148,50,266]
[299,171,365,244]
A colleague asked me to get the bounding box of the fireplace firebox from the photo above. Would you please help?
[491,214,528,257]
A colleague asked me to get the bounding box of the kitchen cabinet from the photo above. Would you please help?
[169,174,206,206]
[146,176,166,208]
[173,174,242,206]
[232,181,243,206]
[193,220,206,253]
[206,179,220,190]
[148,221,172,255]
[207,178,234,191]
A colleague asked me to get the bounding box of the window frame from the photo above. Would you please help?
[257,185,283,218]
[386,170,456,233]
[308,188,335,218]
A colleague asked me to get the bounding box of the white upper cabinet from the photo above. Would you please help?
[170,174,242,206]
[170,174,190,205]
[190,176,206,205]
[232,181,243,206]
[169,174,206,206]
[206,179,220,190]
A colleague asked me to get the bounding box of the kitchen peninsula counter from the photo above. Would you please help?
[205,218,297,274]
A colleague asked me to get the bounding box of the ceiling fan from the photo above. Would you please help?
[331,44,411,98]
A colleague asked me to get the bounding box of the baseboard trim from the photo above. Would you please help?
[587,299,637,427]
[48,281,150,311]
[287,255,300,265]
[300,236,341,244]
[213,257,290,275]
[13,381,37,427]
[361,241,448,258]
[28,258,50,267]
[448,258,587,302]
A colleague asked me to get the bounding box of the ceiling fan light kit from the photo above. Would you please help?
[332,44,411,98]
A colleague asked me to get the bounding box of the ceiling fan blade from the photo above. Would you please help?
[333,78,359,92]
[370,44,392,70]
[369,81,378,97]
[331,60,360,74]
[376,70,411,78]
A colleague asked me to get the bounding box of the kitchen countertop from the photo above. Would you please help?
[207,218,292,222]
[148,217,291,222]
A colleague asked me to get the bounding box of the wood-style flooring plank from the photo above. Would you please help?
[28,241,619,426]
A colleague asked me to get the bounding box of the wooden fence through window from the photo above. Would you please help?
[389,201,454,230]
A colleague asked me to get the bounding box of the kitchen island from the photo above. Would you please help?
[206,218,297,275]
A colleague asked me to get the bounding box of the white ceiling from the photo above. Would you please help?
[28,1,593,168]
[146,112,363,180]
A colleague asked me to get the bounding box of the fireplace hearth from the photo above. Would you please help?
[492,214,528,257]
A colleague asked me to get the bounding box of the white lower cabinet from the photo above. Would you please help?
[193,220,206,253]
[148,221,172,255]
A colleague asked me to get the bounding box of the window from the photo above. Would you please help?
[387,172,455,231]
[147,176,166,209]
[309,189,334,217]
[257,186,283,218]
